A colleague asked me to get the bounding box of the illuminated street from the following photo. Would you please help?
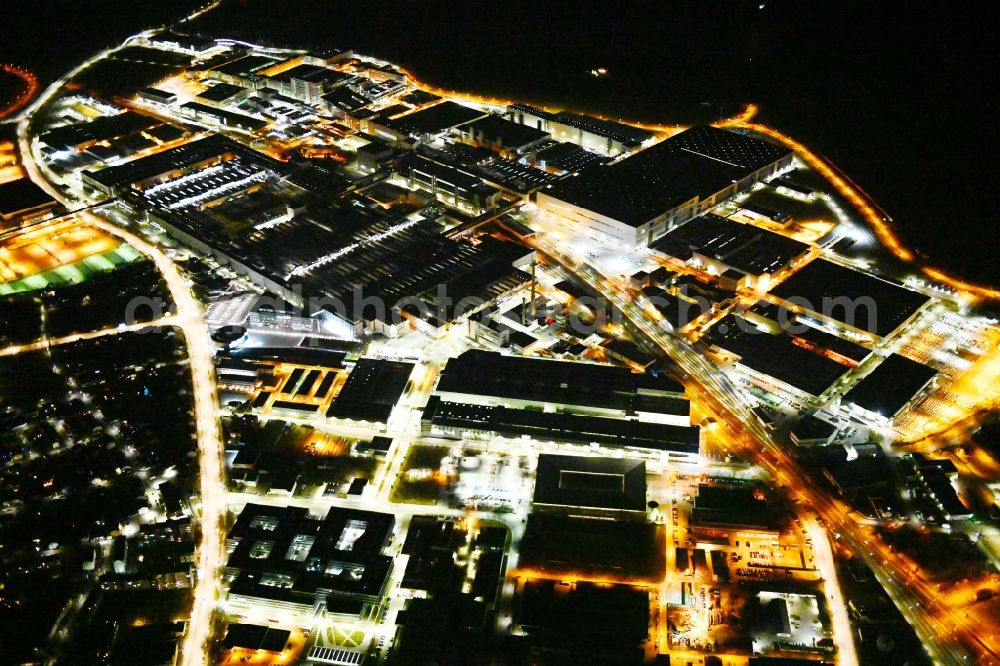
[1,3,998,665]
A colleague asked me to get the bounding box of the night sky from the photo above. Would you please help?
[6,0,997,286]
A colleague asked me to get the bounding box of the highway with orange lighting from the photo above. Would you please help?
[8,11,999,662]
[13,7,230,664]
[398,66,1000,661]
[530,234,997,665]
[406,57,997,301]
[0,63,38,120]
[731,119,1000,301]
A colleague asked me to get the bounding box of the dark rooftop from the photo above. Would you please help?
[463,113,550,149]
[400,89,441,106]
[322,86,370,113]
[39,110,158,150]
[534,140,612,173]
[516,578,650,655]
[85,134,277,191]
[139,86,176,102]
[708,315,851,396]
[222,623,290,652]
[786,323,872,364]
[533,454,646,512]
[510,103,653,147]
[197,82,245,103]
[541,125,791,228]
[792,414,838,442]
[435,350,683,412]
[693,484,782,532]
[843,353,936,418]
[387,101,486,137]
[423,397,700,454]
[144,123,186,144]
[181,101,268,131]
[210,54,277,77]
[771,259,931,338]
[405,155,500,199]
[0,178,57,218]
[650,213,809,277]
[268,63,336,83]
[326,358,414,423]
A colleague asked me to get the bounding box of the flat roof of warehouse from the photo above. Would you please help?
[843,353,936,418]
[39,110,159,149]
[181,101,269,131]
[464,114,549,148]
[435,349,683,410]
[651,213,809,276]
[210,55,277,77]
[326,358,414,422]
[533,454,646,512]
[708,315,851,397]
[85,134,279,190]
[510,103,653,146]
[0,178,57,217]
[197,82,245,103]
[540,125,791,228]
[423,397,700,454]
[771,259,931,338]
[386,100,486,136]
[222,623,290,652]
[693,483,782,532]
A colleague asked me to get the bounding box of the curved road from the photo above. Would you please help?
[11,8,997,662]
[15,4,229,663]
[0,63,38,120]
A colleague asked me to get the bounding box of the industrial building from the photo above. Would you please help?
[263,62,351,103]
[532,453,647,517]
[457,113,551,157]
[382,100,486,141]
[508,103,653,156]
[82,134,274,196]
[138,87,178,106]
[536,125,793,248]
[195,82,248,107]
[326,358,415,427]
[86,135,530,336]
[204,54,279,86]
[433,349,689,424]
[38,110,160,152]
[0,178,59,226]
[179,101,268,134]
[742,300,874,368]
[399,155,502,213]
[692,484,783,541]
[147,30,218,56]
[221,624,291,654]
[421,396,701,462]
[770,259,932,342]
[910,453,971,520]
[650,212,813,291]
[707,314,853,400]
[224,503,394,622]
[790,414,839,446]
[841,353,937,424]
